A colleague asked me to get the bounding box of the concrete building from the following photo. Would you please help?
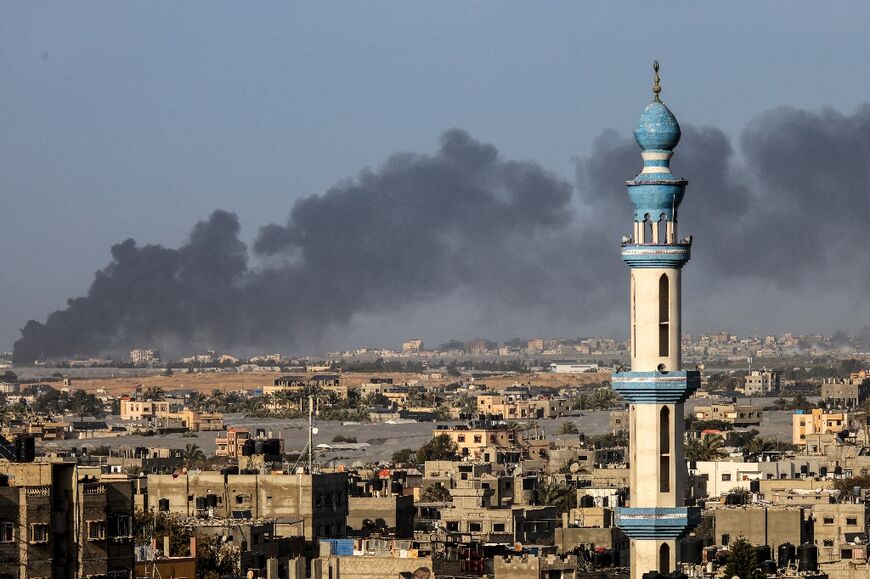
[119,398,173,421]
[821,375,870,408]
[433,422,524,460]
[494,553,578,579]
[812,503,868,563]
[146,470,348,541]
[0,462,135,579]
[610,63,700,579]
[744,369,781,396]
[713,506,809,548]
[129,347,160,366]
[693,401,763,426]
[346,495,414,538]
[402,339,424,353]
[793,409,849,445]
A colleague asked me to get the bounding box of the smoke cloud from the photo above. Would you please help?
[13,106,870,362]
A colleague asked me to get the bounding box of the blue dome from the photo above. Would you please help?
[634,101,681,151]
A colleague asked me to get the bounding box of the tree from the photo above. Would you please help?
[420,485,452,502]
[416,434,460,463]
[832,474,870,499]
[144,386,165,401]
[723,535,760,579]
[196,534,240,579]
[134,510,193,556]
[685,433,726,461]
[744,436,774,457]
[182,444,206,469]
[391,448,417,465]
[536,480,576,515]
[773,398,789,410]
[557,421,579,435]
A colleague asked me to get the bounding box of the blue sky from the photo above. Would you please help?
[2,3,870,353]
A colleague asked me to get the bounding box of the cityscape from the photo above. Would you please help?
[2,4,870,579]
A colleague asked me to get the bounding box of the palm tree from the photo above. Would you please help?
[536,481,576,514]
[773,398,789,410]
[685,433,726,461]
[182,444,207,470]
[745,436,774,457]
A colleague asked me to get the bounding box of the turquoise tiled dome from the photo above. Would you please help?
[634,100,681,151]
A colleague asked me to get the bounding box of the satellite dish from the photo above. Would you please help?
[312,427,319,435]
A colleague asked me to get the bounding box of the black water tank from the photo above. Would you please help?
[15,435,35,463]
[254,440,265,455]
[778,542,796,568]
[820,466,828,476]
[641,571,660,579]
[206,494,218,508]
[762,560,777,574]
[755,545,771,564]
[681,537,703,564]
[664,572,688,579]
[750,480,760,493]
[800,464,809,474]
[241,440,255,456]
[581,495,595,508]
[835,466,843,475]
[798,543,818,572]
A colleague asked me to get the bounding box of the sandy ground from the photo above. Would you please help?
[15,367,611,395]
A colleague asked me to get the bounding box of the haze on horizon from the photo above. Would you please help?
[2,3,870,359]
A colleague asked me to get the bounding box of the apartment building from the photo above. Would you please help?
[146,471,348,541]
[694,401,763,426]
[793,409,848,445]
[0,462,135,579]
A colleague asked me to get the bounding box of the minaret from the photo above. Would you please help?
[612,62,700,579]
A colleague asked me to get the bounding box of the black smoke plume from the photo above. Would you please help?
[13,106,870,362]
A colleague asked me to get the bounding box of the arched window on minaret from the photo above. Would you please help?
[659,543,671,574]
[659,406,670,492]
[658,274,669,357]
[643,214,652,245]
[657,214,667,245]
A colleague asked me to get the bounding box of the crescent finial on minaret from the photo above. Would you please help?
[653,60,661,102]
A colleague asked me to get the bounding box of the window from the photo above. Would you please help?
[493,523,505,532]
[658,274,669,357]
[722,474,732,482]
[823,539,834,547]
[0,521,12,542]
[457,435,465,443]
[847,517,858,526]
[721,534,730,546]
[113,515,131,538]
[87,520,106,541]
[468,522,481,532]
[473,435,482,444]
[823,517,834,525]
[30,523,49,543]
[446,522,459,532]
[842,549,853,559]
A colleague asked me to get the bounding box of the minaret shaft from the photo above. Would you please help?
[611,62,700,579]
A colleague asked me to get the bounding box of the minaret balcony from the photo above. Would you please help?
[615,506,701,540]
[611,370,700,404]
[621,243,690,269]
